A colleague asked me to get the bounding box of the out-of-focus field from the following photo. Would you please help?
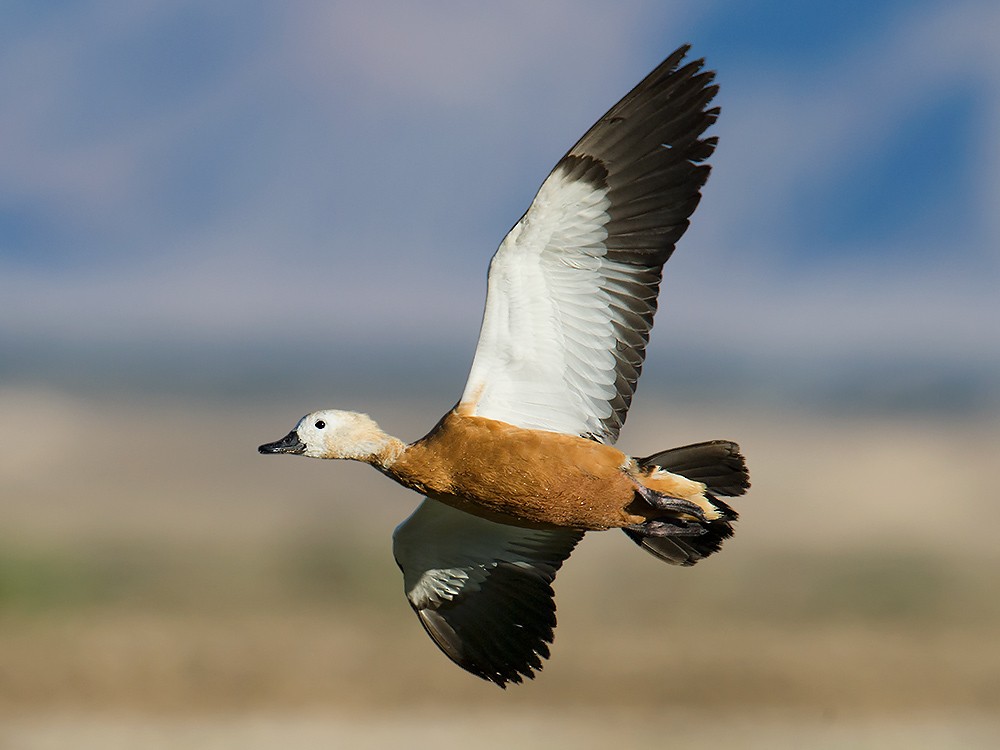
[2,386,999,748]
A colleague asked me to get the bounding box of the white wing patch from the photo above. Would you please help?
[461,163,626,438]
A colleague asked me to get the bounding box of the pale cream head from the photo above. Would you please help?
[259,409,402,465]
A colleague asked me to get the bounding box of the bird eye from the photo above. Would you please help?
[314,420,326,429]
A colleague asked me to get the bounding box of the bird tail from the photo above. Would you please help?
[624,440,749,566]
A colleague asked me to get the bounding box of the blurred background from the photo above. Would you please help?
[2,1,998,747]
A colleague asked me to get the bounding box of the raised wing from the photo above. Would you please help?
[460,45,719,442]
[392,498,583,687]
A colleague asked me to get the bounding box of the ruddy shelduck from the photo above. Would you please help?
[260,45,749,687]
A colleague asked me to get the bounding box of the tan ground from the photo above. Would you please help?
[1,387,998,747]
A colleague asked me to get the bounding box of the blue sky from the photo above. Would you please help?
[1,0,997,409]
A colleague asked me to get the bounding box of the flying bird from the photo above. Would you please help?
[259,44,749,687]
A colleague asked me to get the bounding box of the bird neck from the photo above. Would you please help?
[362,430,407,470]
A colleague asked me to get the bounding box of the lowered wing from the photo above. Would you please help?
[392,498,583,687]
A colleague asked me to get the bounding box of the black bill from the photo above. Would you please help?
[258,430,306,455]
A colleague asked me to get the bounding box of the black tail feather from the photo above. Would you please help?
[638,440,749,496]
[626,441,748,566]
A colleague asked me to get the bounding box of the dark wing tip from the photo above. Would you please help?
[413,563,561,688]
[553,45,721,442]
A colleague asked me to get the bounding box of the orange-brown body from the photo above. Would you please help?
[385,410,710,530]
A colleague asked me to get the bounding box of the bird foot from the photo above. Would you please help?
[634,484,708,521]
[624,520,707,538]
